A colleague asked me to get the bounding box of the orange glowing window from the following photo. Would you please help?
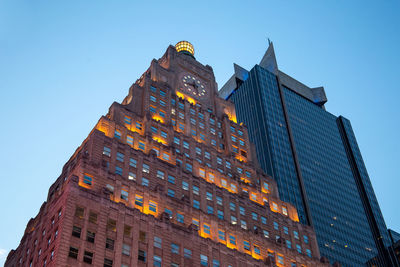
[149,201,157,213]
[208,173,215,182]
[272,202,278,212]
[230,184,237,193]
[282,206,288,216]
[162,152,170,161]
[83,174,93,186]
[221,179,227,188]
[250,192,257,201]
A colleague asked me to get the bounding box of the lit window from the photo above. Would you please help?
[149,106,156,113]
[216,196,222,205]
[232,146,238,153]
[149,201,157,213]
[138,141,146,151]
[241,220,247,230]
[199,168,206,178]
[259,231,268,240]
[142,163,150,173]
[272,202,278,211]
[218,230,225,241]
[192,218,199,226]
[210,128,216,135]
[159,110,165,118]
[252,212,258,221]
[114,129,121,139]
[121,190,128,201]
[278,255,284,265]
[206,192,213,201]
[230,184,237,192]
[203,224,211,235]
[83,174,93,185]
[282,206,288,216]
[182,181,189,190]
[127,135,134,145]
[193,199,200,209]
[254,245,260,255]
[229,235,236,245]
[243,241,250,251]
[135,195,143,207]
[274,222,279,230]
[136,122,142,130]
[221,179,227,187]
[231,216,237,225]
[263,182,269,191]
[208,172,215,182]
[156,170,164,179]
[103,146,111,157]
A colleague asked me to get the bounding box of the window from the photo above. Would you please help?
[221,179,227,187]
[206,192,213,201]
[138,250,146,262]
[116,152,124,162]
[212,259,220,267]
[136,122,142,130]
[231,216,237,225]
[83,174,93,186]
[149,106,156,113]
[243,240,250,251]
[229,202,236,211]
[263,230,269,238]
[282,206,288,216]
[184,248,192,258]
[207,205,214,214]
[72,226,81,238]
[251,212,258,221]
[149,201,157,213]
[204,151,210,159]
[83,251,93,264]
[114,129,121,139]
[124,225,131,236]
[211,139,216,146]
[216,196,222,205]
[139,231,146,242]
[171,243,179,254]
[278,255,284,265]
[150,86,157,93]
[135,195,143,207]
[217,210,224,220]
[199,168,205,178]
[167,189,175,197]
[263,182,269,191]
[68,247,78,259]
[241,220,247,230]
[159,99,166,107]
[106,238,114,250]
[193,199,200,209]
[107,219,116,232]
[273,222,279,230]
[154,236,162,248]
[115,166,123,176]
[254,245,261,255]
[284,226,289,235]
[286,240,292,249]
[272,202,278,211]
[142,163,150,173]
[192,185,199,195]
[231,135,237,142]
[229,235,236,245]
[200,254,208,266]
[121,190,128,201]
[182,181,189,190]
[128,158,137,168]
[209,118,215,125]
[306,249,312,258]
[122,244,131,256]
[161,130,167,138]
[86,231,95,243]
[296,244,302,254]
[225,161,231,169]
[138,141,146,151]
[104,258,113,267]
[75,206,84,218]
[128,172,136,180]
[304,235,309,244]
[245,171,251,178]
[177,213,184,223]
[153,255,162,267]
[203,224,211,235]
[294,231,299,239]
[159,110,165,118]
[103,146,111,156]
[178,123,184,131]
[160,90,166,97]
[186,163,192,172]
[156,170,164,179]
[260,216,267,225]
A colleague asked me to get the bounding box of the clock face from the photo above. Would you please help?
[181,74,207,98]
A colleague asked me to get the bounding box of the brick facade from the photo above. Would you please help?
[6,43,331,267]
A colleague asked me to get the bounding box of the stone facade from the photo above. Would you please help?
[5,43,330,267]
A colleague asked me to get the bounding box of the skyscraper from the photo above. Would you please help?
[220,42,395,266]
[6,42,330,267]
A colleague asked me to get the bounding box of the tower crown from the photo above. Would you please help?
[175,41,195,57]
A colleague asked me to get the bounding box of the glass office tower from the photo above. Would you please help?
[219,42,395,266]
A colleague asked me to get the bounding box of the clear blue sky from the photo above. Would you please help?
[1,0,399,264]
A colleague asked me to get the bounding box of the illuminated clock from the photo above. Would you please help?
[181,74,207,98]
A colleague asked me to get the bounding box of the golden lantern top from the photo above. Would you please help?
[175,41,195,57]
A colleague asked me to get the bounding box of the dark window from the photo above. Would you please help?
[139,231,146,242]
[74,206,84,218]
[88,212,97,224]
[72,226,81,238]
[104,258,113,267]
[68,247,78,259]
[83,251,93,264]
[86,231,95,243]
[106,238,114,250]
[138,250,146,262]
